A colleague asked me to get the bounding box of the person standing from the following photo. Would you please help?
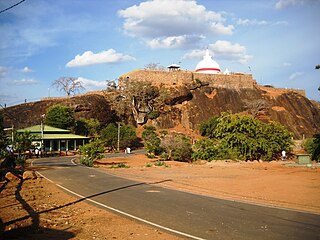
[281,150,286,161]
[35,148,39,158]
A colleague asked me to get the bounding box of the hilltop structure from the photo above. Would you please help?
[195,49,221,74]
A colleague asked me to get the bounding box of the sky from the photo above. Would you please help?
[0,0,319,107]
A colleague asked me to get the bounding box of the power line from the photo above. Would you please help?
[0,0,26,14]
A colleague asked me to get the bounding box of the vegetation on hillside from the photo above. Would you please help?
[45,105,75,130]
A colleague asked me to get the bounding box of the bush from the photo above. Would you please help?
[147,111,160,120]
[80,139,104,167]
[161,132,192,162]
[304,134,320,161]
[142,126,163,158]
[196,112,293,161]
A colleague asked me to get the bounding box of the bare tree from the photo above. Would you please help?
[52,77,85,96]
[107,78,165,124]
[243,99,269,117]
[144,63,166,71]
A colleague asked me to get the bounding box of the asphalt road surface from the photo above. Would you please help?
[33,156,320,240]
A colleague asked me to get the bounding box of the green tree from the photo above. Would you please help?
[13,130,35,165]
[195,112,293,161]
[141,125,162,158]
[74,118,88,136]
[101,123,138,150]
[85,118,101,136]
[304,134,320,161]
[45,105,75,129]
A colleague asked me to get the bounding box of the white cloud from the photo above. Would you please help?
[283,62,292,67]
[12,79,39,85]
[183,49,207,59]
[66,49,136,68]
[21,66,33,73]
[210,22,234,35]
[275,0,307,9]
[183,40,252,64]
[211,40,252,64]
[237,18,268,26]
[77,77,106,90]
[289,72,303,80]
[118,0,233,48]
[147,35,205,49]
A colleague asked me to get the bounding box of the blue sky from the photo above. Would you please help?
[0,0,319,106]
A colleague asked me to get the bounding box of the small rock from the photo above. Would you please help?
[23,171,37,180]
[5,172,20,181]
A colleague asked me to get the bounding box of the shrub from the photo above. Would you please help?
[142,126,163,158]
[304,134,320,161]
[147,111,160,120]
[161,132,192,162]
[196,112,293,161]
[80,139,104,167]
[110,163,129,169]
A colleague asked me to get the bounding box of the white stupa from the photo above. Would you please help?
[195,49,221,74]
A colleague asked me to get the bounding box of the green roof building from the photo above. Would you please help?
[18,125,90,153]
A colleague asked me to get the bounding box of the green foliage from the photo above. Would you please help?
[15,155,27,166]
[0,114,9,158]
[101,123,138,150]
[154,160,168,167]
[110,163,129,169]
[85,118,101,136]
[13,131,34,154]
[141,125,163,158]
[161,132,192,162]
[80,139,104,167]
[145,162,152,167]
[147,111,160,120]
[195,112,293,161]
[192,138,224,161]
[199,116,219,138]
[304,134,320,161]
[45,105,75,129]
[74,118,89,136]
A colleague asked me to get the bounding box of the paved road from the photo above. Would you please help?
[33,156,320,240]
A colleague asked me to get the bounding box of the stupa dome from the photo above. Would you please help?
[195,49,221,74]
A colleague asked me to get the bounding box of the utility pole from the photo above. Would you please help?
[117,123,120,152]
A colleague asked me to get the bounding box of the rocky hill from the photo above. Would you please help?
[1,84,319,139]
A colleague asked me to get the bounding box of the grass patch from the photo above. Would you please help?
[110,163,130,169]
[154,160,169,167]
[145,162,153,167]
